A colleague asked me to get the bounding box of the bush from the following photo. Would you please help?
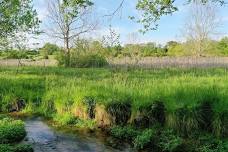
[134,128,157,150]
[196,135,228,152]
[70,54,108,68]
[0,118,26,144]
[158,129,183,152]
[110,126,139,141]
[57,51,108,68]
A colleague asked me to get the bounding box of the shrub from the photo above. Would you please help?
[107,101,132,125]
[70,54,108,68]
[134,128,157,150]
[57,52,108,68]
[0,118,26,144]
[197,135,228,152]
[110,126,139,141]
[158,129,183,152]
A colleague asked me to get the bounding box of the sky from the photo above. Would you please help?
[32,0,228,48]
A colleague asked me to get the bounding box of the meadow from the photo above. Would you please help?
[0,66,227,151]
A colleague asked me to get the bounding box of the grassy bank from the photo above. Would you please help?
[0,66,227,150]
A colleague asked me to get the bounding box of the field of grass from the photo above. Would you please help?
[0,66,227,151]
[0,66,227,110]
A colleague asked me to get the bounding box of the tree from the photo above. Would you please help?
[129,0,226,33]
[47,0,97,66]
[217,37,228,54]
[102,25,122,57]
[0,0,39,46]
[183,0,221,56]
[40,43,61,59]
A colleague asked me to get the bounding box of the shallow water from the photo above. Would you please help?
[23,118,134,152]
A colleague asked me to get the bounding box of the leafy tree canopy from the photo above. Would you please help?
[132,0,227,33]
[0,0,40,39]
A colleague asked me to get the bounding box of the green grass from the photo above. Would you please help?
[0,67,227,112]
[0,66,227,150]
[0,67,227,137]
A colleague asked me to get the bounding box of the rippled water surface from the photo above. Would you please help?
[24,118,134,152]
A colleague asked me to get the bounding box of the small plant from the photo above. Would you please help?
[110,125,139,141]
[134,128,157,150]
[158,129,183,152]
[196,135,228,152]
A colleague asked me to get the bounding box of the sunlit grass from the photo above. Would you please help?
[0,67,227,114]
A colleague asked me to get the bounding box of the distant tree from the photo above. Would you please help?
[47,0,97,66]
[40,43,61,59]
[166,41,179,48]
[102,25,121,48]
[217,37,228,54]
[182,0,221,56]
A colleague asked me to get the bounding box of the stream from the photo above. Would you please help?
[23,118,134,152]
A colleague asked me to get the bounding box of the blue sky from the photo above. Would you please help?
[32,0,228,47]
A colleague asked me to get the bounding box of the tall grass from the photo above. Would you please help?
[0,67,227,136]
[0,67,227,111]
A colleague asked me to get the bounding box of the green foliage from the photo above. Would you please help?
[40,43,61,58]
[54,113,79,125]
[196,135,228,152]
[70,53,108,68]
[57,51,108,68]
[0,144,33,152]
[133,128,157,150]
[0,118,26,144]
[132,0,225,33]
[0,0,39,39]
[217,37,228,55]
[123,42,167,57]
[110,126,139,140]
[158,129,182,152]
[0,67,228,140]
